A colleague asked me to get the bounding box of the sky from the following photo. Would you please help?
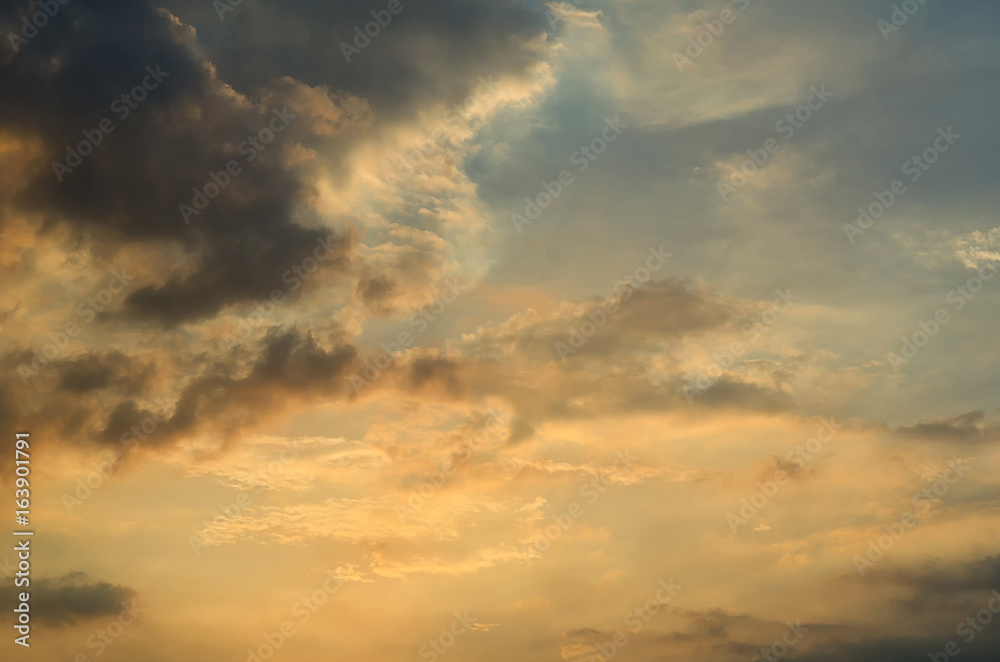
[2,0,1000,660]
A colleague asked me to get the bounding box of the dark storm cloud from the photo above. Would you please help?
[0,572,136,626]
[339,278,793,429]
[409,355,462,395]
[0,351,113,476]
[790,555,1000,662]
[563,608,826,662]
[608,279,736,340]
[570,582,997,662]
[896,411,999,443]
[0,327,355,461]
[94,398,161,444]
[468,278,736,363]
[864,555,1000,597]
[787,634,1000,662]
[93,327,357,446]
[55,350,154,393]
[356,274,397,311]
[693,378,794,413]
[0,349,155,463]
[0,0,355,326]
[160,0,551,125]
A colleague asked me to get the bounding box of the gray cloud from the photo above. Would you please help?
[896,411,999,443]
[0,572,135,626]
[1,0,356,326]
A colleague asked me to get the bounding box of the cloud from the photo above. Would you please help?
[896,411,1000,444]
[864,554,1000,597]
[0,572,135,626]
[0,327,356,462]
[459,278,735,363]
[0,2,362,326]
[54,351,155,394]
